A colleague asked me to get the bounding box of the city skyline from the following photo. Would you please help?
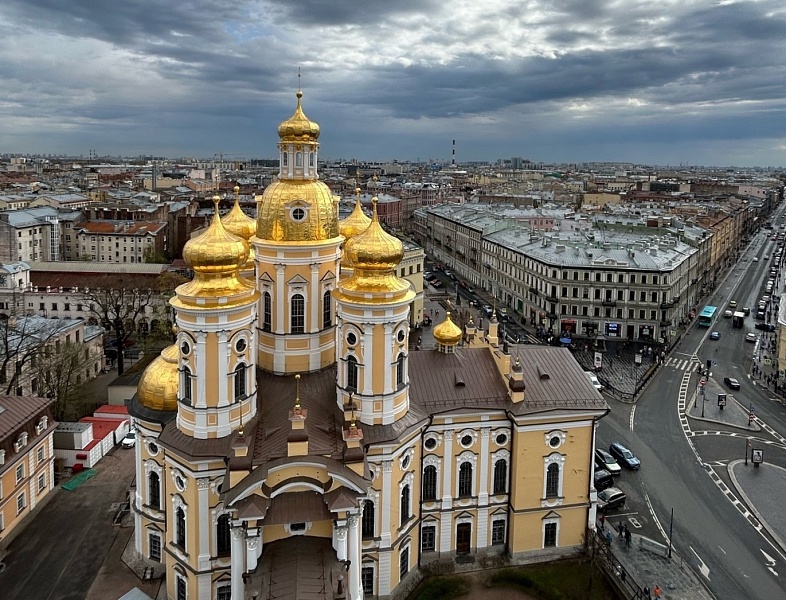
[2,0,786,167]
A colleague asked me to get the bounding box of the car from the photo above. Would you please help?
[756,310,766,320]
[729,300,737,308]
[585,371,602,391]
[755,322,776,331]
[121,430,136,448]
[765,254,770,260]
[595,449,622,475]
[724,377,741,390]
[753,257,759,262]
[609,442,641,470]
[746,332,757,343]
[597,487,627,512]
[594,469,615,492]
[743,307,751,315]
[710,331,721,340]
[723,310,733,318]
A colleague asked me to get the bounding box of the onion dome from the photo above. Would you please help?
[433,312,463,346]
[339,188,372,242]
[278,90,320,142]
[256,180,339,242]
[345,197,403,272]
[223,185,256,240]
[137,345,180,412]
[174,196,254,303]
[222,186,256,273]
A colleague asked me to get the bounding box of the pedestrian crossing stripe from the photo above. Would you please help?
[665,358,701,371]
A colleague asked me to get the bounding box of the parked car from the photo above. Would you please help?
[121,430,136,448]
[724,377,741,390]
[710,331,721,340]
[753,257,759,262]
[597,487,627,512]
[755,323,776,331]
[609,442,640,470]
[595,449,621,475]
[594,469,615,492]
[746,332,757,343]
[585,371,602,391]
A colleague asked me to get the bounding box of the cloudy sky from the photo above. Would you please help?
[2,0,786,166]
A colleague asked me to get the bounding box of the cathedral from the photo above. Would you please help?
[128,90,609,600]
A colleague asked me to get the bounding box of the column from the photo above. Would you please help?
[310,263,320,334]
[334,521,348,561]
[478,428,490,506]
[246,529,261,572]
[380,461,392,546]
[347,515,362,600]
[440,431,453,553]
[230,526,245,600]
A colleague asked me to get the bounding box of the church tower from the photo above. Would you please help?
[254,90,343,375]
[170,196,259,438]
[334,197,416,425]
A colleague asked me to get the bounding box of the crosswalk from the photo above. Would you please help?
[665,357,702,371]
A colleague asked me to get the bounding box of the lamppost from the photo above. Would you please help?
[700,377,707,418]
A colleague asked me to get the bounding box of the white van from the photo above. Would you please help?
[585,371,602,391]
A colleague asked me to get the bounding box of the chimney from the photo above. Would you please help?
[508,354,525,403]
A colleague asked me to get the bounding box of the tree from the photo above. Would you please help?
[0,317,64,396]
[34,341,103,421]
[82,271,187,375]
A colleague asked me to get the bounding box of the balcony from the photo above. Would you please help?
[529,286,539,296]
[546,295,558,303]
[659,321,671,328]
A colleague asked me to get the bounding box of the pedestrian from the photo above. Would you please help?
[618,521,625,539]
[652,584,662,598]
[642,585,650,599]
[599,514,606,530]
[620,567,627,583]
[625,528,632,547]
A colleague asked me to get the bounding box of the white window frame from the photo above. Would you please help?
[542,453,565,506]
[17,491,26,514]
[543,516,560,548]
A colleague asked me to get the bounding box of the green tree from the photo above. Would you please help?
[34,341,102,421]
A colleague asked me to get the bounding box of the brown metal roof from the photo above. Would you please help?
[265,491,332,525]
[255,537,337,600]
[0,395,55,476]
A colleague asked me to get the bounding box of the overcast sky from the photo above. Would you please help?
[2,0,786,166]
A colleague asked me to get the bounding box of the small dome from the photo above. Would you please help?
[137,345,180,412]
[433,312,463,346]
[184,196,249,273]
[345,197,403,272]
[222,186,256,241]
[277,90,320,142]
[339,188,371,242]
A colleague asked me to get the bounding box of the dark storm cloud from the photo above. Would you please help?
[262,0,441,26]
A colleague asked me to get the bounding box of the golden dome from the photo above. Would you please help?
[433,312,463,346]
[339,188,372,242]
[175,196,255,303]
[137,344,180,411]
[223,186,256,241]
[256,179,339,242]
[345,197,403,272]
[278,90,320,142]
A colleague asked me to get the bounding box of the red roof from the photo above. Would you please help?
[79,417,120,441]
[94,405,129,415]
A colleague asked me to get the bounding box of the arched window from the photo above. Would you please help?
[309,152,315,167]
[182,367,192,403]
[458,462,473,497]
[263,292,272,332]
[396,353,405,387]
[362,500,375,538]
[234,363,246,400]
[493,459,507,494]
[322,291,332,328]
[175,507,186,548]
[282,152,288,166]
[290,294,305,333]
[400,484,410,522]
[546,463,560,498]
[347,355,358,392]
[422,465,437,501]
[217,514,231,555]
[296,152,303,167]
[148,471,160,510]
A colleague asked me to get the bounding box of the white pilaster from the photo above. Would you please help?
[246,530,261,572]
[275,264,286,334]
[194,331,207,408]
[440,430,454,553]
[197,478,211,569]
[310,263,319,333]
[230,526,245,600]
[478,428,490,505]
[380,461,392,547]
[334,521,348,560]
[348,515,362,599]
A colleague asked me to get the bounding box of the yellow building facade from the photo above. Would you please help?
[129,92,608,600]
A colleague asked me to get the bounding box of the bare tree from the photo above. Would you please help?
[34,341,103,421]
[82,272,186,375]
[0,317,65,396]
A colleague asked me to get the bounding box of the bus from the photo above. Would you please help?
[698,305,717,327]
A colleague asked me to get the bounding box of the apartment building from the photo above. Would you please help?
[0,207,83,263]
[72,220,167,263]
[0,395,56,541]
